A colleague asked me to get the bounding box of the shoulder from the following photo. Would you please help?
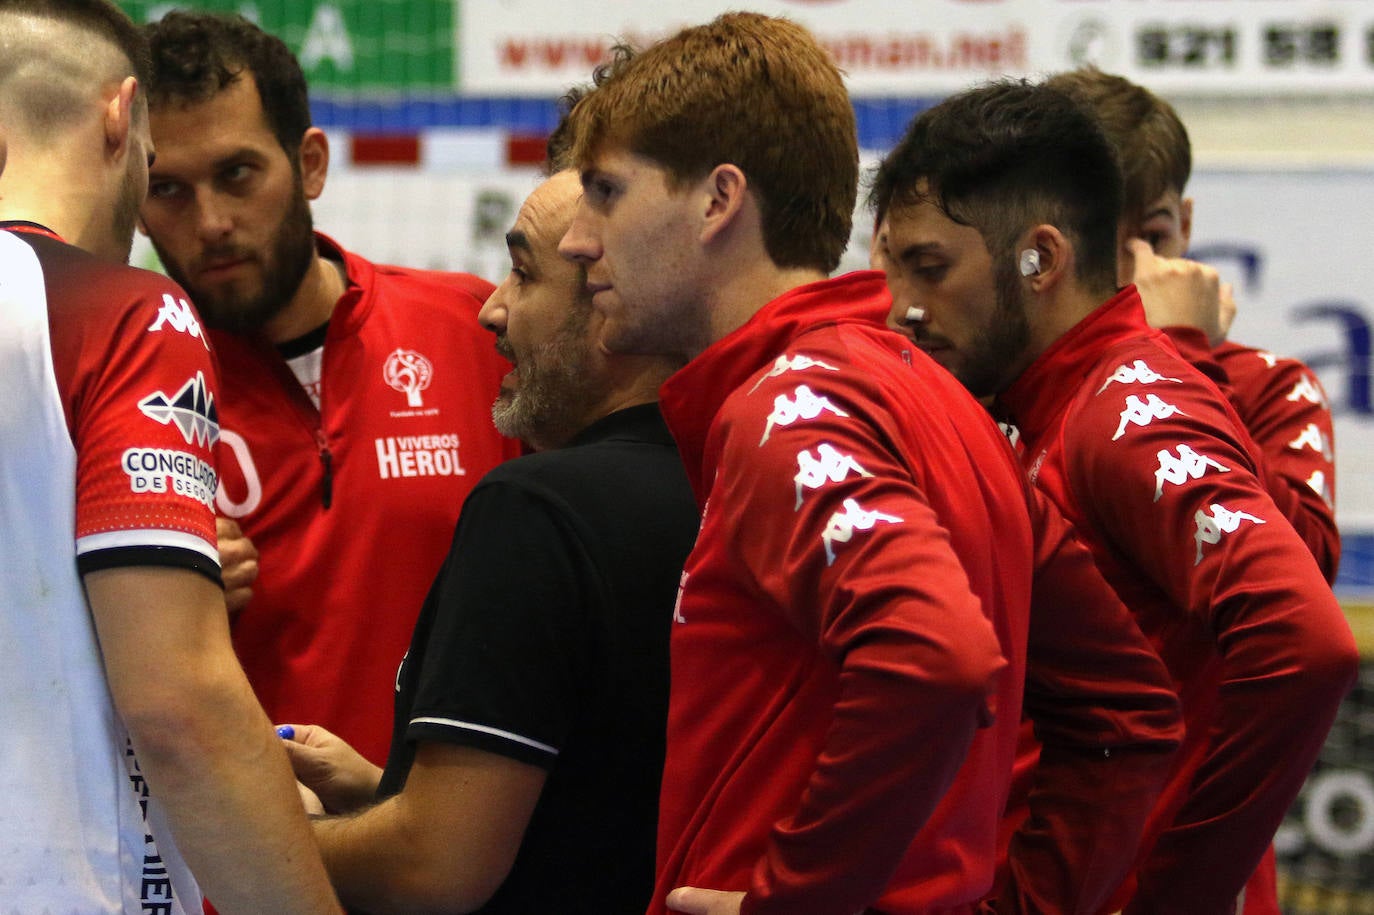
[366,258,496,307]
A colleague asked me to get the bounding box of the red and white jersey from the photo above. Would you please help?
[1163,328,1339,581]
[212,234,521,764]
[0,223,221,913]
[1000,287,1357,915]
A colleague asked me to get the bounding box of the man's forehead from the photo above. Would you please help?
[511,171,581,249]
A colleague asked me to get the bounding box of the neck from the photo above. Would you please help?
[0,142,121,261]
[261,245,345,344]
[1026,282,1117,366]
[695,260,829,362]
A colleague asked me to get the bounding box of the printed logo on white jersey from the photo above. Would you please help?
[821,497,902,566]
[1307,469,1334,508]
[760,384,849,445]
[748,353,841,394]
[1153,444,1230,502]
[672,570,690,624]
[1286,375,1328,407]
[1096,360,1182,394]
[384,348,434,408]
[794,443,872,509]
[998,421,1021,450]
[1287,422,1333,460]
[138,371,219,446]
[1256,351,1279,369]
[148,292,210,349]
[1193,502,1266,565]
[1113,394,1184,441]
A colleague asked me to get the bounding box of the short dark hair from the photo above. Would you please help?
[570,12,857,274]
[144,10,310,155]
[872,79,1122,293]
[1043,67,1191,228]
[0,0,149,82]
[544,44,635,175]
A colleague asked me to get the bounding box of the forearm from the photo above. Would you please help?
[315,801,445,914]
[87,567,339,915]
[1129,596,1356,913]
[742,634,1000,914]
[127,663,340,915]
[313,795,492,915]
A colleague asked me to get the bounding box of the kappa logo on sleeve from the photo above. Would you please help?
[748,353,841,394]
[147,293,209,350]
[1153,444,1230,502]
[1307,469,1334,507]
[1096,359,1182,394]
[794,443,872,509]
[1287,422,1334,461]
[1113,393,1185,441]
[1193,502,1266,565]
[1257,351,1279,369]
[760,385,849,445]
[821,497,902,566]
[1287,375,1329,407]
[138,371,219,447]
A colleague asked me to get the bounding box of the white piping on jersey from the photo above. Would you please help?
[409,717,559,756]
[76,528,218,564]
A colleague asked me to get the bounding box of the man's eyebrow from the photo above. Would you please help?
[505,230,532,252]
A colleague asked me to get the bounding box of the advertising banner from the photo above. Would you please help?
[459,0,1374,97]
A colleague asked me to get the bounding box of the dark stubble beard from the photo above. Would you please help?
[153,170,317,334]
[960,258,1031,399]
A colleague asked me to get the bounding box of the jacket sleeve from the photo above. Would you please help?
[1163,328,1339,581]
[718,363,1007,915]
[998,485,1182,915]
[1066,350,1357,914]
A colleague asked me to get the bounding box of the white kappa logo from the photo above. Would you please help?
[821,497,902,566]
[1256,351,1279,369]
[1193,503,1266,565]
[1286,375,1327,407]
[148,293,209,349]
[1096,360,1182,394]
[384,348,434,407]
[1153,444,1230,502]
[1307,469,1334,507]
[760,385,849,445]
[1287,422,1332,460]
[748,353,841,394]
[794,443,872,509]
[1113,394,1184,441]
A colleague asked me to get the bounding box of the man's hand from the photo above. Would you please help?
[279,724,384,815]
[216,517,259,615]
[666,887,746,915]
[298,780,326,816]
[1124,238,1228,346]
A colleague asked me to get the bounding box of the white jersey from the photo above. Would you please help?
[0,225,218,914]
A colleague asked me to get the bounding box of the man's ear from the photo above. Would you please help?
[1179,196,1194,250]
[699,163,748,246]
[103,76,139,159]
[298,127,330,200]
[1018,224,1073,292]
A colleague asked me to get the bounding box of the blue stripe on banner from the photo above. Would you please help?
[309,95,942,151]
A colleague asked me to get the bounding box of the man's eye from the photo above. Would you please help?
[147,182,182,201]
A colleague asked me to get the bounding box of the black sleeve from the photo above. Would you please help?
[402,479,594,769]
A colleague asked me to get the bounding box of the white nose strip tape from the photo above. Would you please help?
[905,306,927,324]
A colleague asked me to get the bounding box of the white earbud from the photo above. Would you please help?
[1019,248,1041,277]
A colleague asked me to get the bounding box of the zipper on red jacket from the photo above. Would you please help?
[316,430,334,509]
